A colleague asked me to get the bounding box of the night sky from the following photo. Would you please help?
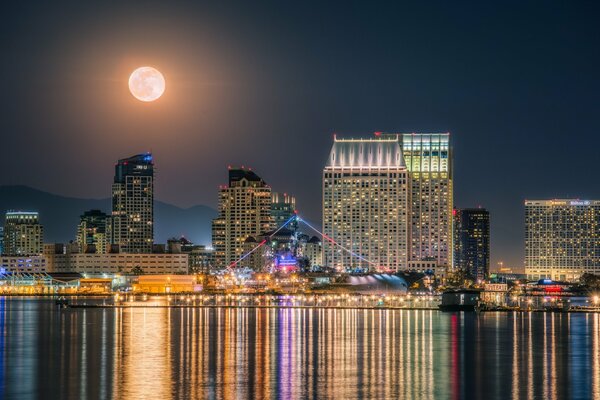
[1,1,599,270]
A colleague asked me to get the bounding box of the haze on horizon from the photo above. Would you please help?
[1,0,599,270]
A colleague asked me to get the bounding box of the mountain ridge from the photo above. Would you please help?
[0,185,216,246]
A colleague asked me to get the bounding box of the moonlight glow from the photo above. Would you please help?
[128,66,165,102]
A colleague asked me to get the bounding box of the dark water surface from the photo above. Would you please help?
[1,297,599,399]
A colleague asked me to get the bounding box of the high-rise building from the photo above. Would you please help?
[76,209,110,253]
[111,153,154,253]
[0,227,4,255]
[323,135,409,271]
[322,132,453,273]
[3,211,44,255]
[212,168,273,268]
[401,133,453,269]
[271,192,297,230]
[525,199,600,281]
[453,207,490,281]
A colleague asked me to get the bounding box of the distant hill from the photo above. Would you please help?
[0,185,216,246]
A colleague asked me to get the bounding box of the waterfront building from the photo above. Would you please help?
[0,227,4,255]
[453,207,490,281]
[212,168,273,268]
[3,211,44,256]
[111,153,154,253]
[401,133,453,270]
[76,209,110,254]
[165,236,215,273]
[0,255,47,273]
[271,192,297,231]
[44,245,188,274]
[302,236,323,269]
[323,135,410,271]
[525,199,600,281]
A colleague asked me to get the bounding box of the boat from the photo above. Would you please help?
[439,289,481,312]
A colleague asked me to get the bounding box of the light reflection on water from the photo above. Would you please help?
[0,298,599,399]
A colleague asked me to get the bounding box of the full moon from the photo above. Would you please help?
[128,66,165,102]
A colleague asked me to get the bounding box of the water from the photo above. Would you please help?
[1,297,599,399]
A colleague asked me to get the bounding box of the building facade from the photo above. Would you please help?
[525,199,599,281]
[271,192,297,231]
[323,135,409,271]
[111,153,154,253]
[401,133,453,269]
[3,211,44,256]
[0,255,47,273]
[77,209,110,254]
[45,248,188,275]
[322,133,453,273]
[453,207,490,281]
[212,168,274,268]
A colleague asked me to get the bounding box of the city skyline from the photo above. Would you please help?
[2,2,600,271]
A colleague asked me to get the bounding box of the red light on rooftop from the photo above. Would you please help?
[374,131,382,137]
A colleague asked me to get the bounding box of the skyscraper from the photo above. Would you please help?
[111,153,154,253]
[212,167,273,268]
[402,133,453,269]
[76,209,110,254]
[525,199,599,281]
[322,135,409,271]
[3,211,44,256]
[271,192,297,231]
[453,208,490,281]
[322,132,453,273]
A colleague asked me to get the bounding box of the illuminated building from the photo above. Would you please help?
[3,211,43,256]
[76,209,110,254]
[302,236,323,269]
[44,245,188,274]
[0,255,47,273]
[323,135,409,271]
[525,199,600,281]
[212,168,273,268]
[111,153,154,253]
[322,133,453,272]
[453,207,490,281]
[401,133,453,270]
[166,236,215,273]
[271,192,297,231]
[0,227,4,255]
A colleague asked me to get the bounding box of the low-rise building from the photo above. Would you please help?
[0,255,47,273]
[45,247,188,274]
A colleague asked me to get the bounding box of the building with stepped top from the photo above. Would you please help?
[322,133,453,273]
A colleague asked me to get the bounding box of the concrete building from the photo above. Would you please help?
[453,207,490,281]
[111,153,154,253]
[3,211,44,256]
[0,255,47,273]
[212,168,273,268]
[401,133,453,270]
[322,133,453,273]
[302,236,323,269]
[77,209,110,253]
[525,199,600,281]
[323,135,409,271]
[271,192,297,231]
[44,245,188,274]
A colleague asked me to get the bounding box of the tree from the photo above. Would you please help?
[580,273,600,289]
[131,266,144,275]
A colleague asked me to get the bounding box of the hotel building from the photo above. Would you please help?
[76,209,110,254]
[111,153,154,253]
[3,211,44,256]
[212,168,273,268]
[322,133,453,272]
[453,207,490,281]
[323,135,409,271]
[525,199,599,281]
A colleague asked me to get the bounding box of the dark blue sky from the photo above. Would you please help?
[1,1,599,269]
